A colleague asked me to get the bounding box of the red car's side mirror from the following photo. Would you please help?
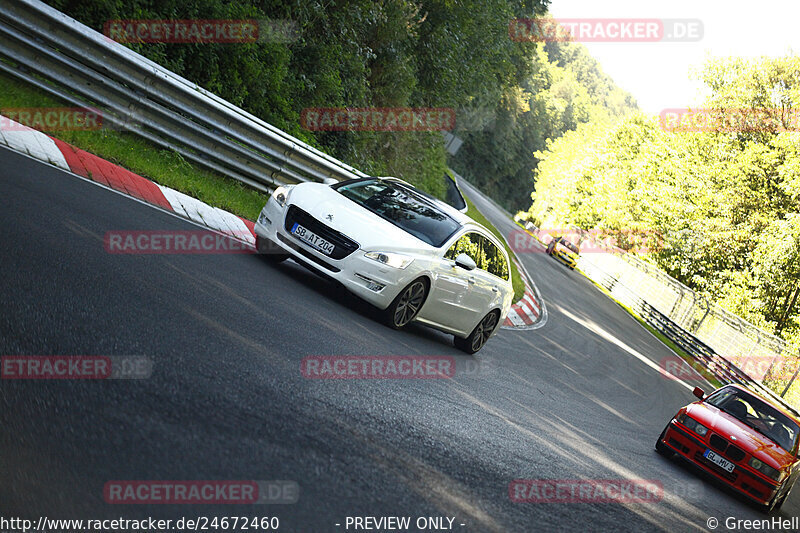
[693,387,705,400]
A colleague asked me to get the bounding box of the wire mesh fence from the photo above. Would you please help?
[527,223,800,408]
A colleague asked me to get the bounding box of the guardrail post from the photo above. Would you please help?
[693,297,712,334]
[780,351,800,397]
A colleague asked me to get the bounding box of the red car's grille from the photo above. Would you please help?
[725,445,746,462]
[709,433,746,462]
[709,434,727,451]
[742,482,765,500]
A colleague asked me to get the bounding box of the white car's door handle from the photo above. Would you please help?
[492,286,499,293]
[468,277,476,284]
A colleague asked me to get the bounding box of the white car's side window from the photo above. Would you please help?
[444,231,509,281]
[481,236,509,281]
[444,232,482,264]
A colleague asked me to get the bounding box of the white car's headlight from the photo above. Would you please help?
[364,251,414,269]
[271,185,293,207]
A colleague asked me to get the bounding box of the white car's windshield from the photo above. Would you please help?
[334,179,460,247]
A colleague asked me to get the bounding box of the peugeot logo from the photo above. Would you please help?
[326,214,334,222]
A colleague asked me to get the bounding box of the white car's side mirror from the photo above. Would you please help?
[454,253,476,271]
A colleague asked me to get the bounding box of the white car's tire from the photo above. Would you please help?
[384,278,429,329]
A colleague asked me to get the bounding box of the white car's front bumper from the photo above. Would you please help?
[254,198,419,310]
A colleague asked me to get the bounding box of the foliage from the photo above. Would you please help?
[526,55,800,343]
[449,40,637,211]
[43,0,553,200]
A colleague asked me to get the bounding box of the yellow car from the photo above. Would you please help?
[546,236,579,270]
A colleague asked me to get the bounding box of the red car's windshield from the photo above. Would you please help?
[707,387,800,453]
[557,238,580,254]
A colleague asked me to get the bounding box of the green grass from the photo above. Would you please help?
[463,194,526,303]
[0,71,268,220]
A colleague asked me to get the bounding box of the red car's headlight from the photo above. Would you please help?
[675,413,709,437]
[748,457,782,481]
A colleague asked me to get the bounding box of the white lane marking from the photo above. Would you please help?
[162,188,208,227]
[506,308,526,327]
[0,119,72,171]
[216,209,256,244]
[194,201,229,233]
[0,119,68,171]
[517,300,536,319]
[157,184,254,244]
[38,134,70,171]
[157,185,190,219]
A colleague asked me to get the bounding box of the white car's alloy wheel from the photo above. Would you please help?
[388,279,428,329]
[455,310,499,354]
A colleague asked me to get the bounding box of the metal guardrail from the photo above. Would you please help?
[575,243,800,394]
[524,223,800,417]
[0,0,369,193]
[640,303,748,385]
[640,303,800,419]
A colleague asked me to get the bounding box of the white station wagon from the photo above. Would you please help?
[254,177,513,353]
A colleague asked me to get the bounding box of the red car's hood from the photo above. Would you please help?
[686,403,796,468]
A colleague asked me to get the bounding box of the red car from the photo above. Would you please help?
[656,384,800,513]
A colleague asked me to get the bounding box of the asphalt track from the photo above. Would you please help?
[1,145,797,532]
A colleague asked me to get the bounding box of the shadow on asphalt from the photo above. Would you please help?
[253,253,468,355]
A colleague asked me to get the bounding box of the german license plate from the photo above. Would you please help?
[704,449,735,472]
[291,223,334,255]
